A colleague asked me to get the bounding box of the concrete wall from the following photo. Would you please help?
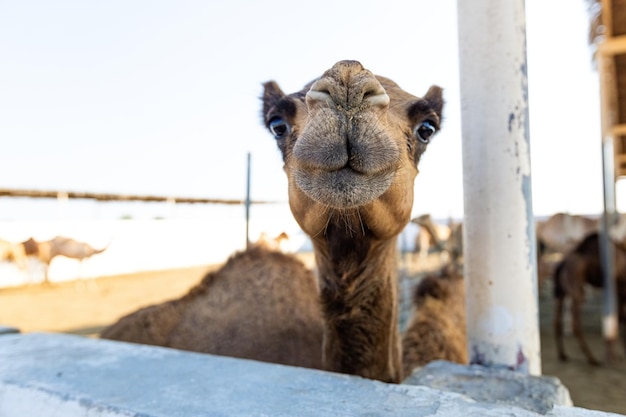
[0,332,622,417]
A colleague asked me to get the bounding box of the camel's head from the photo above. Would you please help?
[262,60,443,240]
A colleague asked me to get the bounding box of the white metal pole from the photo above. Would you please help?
[457,0,541,375]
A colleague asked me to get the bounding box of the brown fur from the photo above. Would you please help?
[103,61,445,383]
[101,244,325,369]
[261,60,443,382]
[402,265,468,377]
[102,243,465,379]
[553,232,626,365]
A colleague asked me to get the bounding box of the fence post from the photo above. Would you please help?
[245,152,251,248]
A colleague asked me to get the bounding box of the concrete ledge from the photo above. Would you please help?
[0,333,622,417]
[405,360,573,413]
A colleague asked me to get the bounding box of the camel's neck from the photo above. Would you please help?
[312,223,401,383]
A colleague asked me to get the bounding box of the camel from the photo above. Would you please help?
[536,212,599,256]
[101,244,325,369]
[103,60,444,382]
[411,214,449,264]
[553,232,626,366]
[253,231,290,252]
[401,263,467,377]
[102,244,466,379]
[411,214,463,266]
[262,60,443,382]
[0,239,28,269]
[535,212,599,287]
[22,236,109,284]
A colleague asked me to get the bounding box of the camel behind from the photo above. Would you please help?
[401,264,468,377]
[553,232,626,365]
[101,245,325,370]
[101,244,470,378]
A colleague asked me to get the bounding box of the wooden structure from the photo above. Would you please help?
[592,0,626,177]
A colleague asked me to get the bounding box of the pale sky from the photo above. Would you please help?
[0,0,611,221]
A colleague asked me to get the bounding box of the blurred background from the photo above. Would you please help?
[0,0,611,280]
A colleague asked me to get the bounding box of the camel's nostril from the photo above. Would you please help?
[307,79,336,108]
[362,90,375,100]
[362,85,385,99]
[365,92,390,107]
[361,80,388,107]
[306,90,334,106]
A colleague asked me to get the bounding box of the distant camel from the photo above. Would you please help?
[536,212,599,256]
[253,231,290,252]
[411,214,449,264]
[536,212,599,286]
[411,215,463,266]
[104,60,445,382]
[0,239,28,269]
[553,232,626,365]
[402,263,467,377]
[22,236,109,284]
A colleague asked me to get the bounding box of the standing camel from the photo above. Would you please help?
[553,232,626,365]
[535,213,599,287]
[22,236,108,284]
[536,212,598,256]
[103,60,444,383]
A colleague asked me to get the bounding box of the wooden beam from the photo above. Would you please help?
[612,124,626,136]
[597,34,626,56]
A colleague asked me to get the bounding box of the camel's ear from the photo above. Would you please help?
[423,85,444,118]
[261,81,286,120]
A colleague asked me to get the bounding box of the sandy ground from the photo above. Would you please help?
[1,255,625,415]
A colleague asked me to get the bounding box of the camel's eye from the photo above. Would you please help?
[414,120,436,144]
[268,117,291,140]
